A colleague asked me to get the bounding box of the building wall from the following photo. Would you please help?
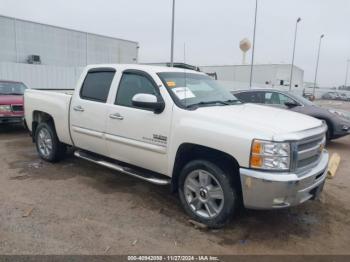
[200,64,304,89]
[0,15,139,66]
[0,15,139,89]
[0,62,83,89]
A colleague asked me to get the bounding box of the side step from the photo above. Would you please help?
[74,150,171,186]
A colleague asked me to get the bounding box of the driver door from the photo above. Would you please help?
[105,70,171,175]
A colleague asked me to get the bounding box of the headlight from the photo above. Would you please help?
[250,139,291,171]
[0,105,11,112]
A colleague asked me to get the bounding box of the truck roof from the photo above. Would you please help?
[232,88,291,93]
[85,64,205,75]
[0,80,25,84]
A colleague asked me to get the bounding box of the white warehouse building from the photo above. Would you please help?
[200,64,304,89]
[0,15,139,89]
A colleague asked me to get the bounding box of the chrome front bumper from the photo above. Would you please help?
[239,150,329,209]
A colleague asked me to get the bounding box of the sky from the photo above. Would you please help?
[0,0,349,87]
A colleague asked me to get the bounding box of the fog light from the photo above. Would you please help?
[342,125,349,131]
[273,197,286,205]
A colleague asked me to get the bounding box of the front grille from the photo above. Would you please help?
[295,133,325,171]
[11,105,24,112]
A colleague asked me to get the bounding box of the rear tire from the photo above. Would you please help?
[35,122,66,162]
[178,160,238,228]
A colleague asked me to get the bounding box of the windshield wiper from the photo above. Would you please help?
[186,99,241,109]
[186,100,230,109]
[6,93,23,95]
[224,99,241,104]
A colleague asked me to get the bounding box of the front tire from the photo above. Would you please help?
[35,122,66,162]
[178,160,238,228]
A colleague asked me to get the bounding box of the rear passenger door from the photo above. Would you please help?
[70,68,116,155]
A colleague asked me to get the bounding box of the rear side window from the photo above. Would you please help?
[80,70,115,102]
[115,73,157,108]
[235,92,250,102]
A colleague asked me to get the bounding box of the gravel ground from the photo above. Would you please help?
[0,101,349,255]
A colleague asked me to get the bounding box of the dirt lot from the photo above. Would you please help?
[0,102,349,255]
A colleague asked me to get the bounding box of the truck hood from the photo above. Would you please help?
[194,103,323,138]
[0,95,24,105]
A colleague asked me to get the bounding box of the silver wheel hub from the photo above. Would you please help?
[199,188,208,201]
[37,128,53,158]
[184,169,224,219]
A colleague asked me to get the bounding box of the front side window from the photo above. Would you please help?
[80,70,115,102]
[0,82,27,95]
[264,92,280,104]
[158,72,240,108]
[264,92,295,106]
[115,73,158,108]
[277,93,295,105]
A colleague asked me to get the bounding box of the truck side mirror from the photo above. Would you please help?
[132,93,165,114]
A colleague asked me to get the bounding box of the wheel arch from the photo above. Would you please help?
[32,111,56,142]
[315,117,334,139]
[171,143,241,194]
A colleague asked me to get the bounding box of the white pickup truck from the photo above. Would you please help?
[24,64,329,228]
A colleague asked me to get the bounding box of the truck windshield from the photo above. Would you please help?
[158,72,240,109]
[0,82,27,95]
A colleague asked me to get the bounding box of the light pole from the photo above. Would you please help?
[249,0,258,89]
[170,0,176,67]
[313,34,325,95]
[289,17,301,91]
[345,59,350,88]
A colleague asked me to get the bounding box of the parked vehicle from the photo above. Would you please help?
[0,80,27,125]
[24,65,328,228]
[339,93,350,101]
[233,89,350,141]
[321,92,339,100]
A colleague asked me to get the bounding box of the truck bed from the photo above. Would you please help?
[24,89,74,145]
[31,89,75,95]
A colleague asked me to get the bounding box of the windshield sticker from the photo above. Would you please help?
[172,87,195,100]
[166,81,176,87]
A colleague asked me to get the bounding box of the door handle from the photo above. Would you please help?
[73,105,85,112]
[109,113,124,120]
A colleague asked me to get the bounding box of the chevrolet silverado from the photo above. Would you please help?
[24,64,329,227]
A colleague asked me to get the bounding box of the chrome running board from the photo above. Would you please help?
[74,150,171,186]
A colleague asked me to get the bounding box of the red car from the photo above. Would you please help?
[0,80,27,125]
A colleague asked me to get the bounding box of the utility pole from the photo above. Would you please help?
[249,0,258,89]
[313,34,325,95]
[344,59,350,88]
[170,0,176,67]
[289,17,301,91]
